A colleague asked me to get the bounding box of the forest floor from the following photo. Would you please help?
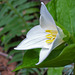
[0,47,16,75]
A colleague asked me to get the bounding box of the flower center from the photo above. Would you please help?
[45,30,58,43]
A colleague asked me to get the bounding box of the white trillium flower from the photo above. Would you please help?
[14,2,64,65]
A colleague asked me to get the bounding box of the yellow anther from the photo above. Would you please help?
[46,39,54,43]
[46,30,58,34]
[46,34,52,37]
[45,30,58,44]
[52,35,56,38]
[46,34,52,39]
[45,30,52,34]
[45,30,51,33]
[46,36,53,39]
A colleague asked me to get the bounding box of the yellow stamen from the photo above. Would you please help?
[46,30,58,34]
[45,30,51,33]
[46,34,52,39]
[46,39,54,43]
[45,30,57,44]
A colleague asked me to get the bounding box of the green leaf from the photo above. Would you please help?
[13,0,27,7]
[56,0,75,37]
[5,41,20,50]
[48,67,63,75]
[18,2,40,11]
[26,8,39,14]
[8,50,21,56]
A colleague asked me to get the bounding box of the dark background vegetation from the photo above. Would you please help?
[0,0,50,75]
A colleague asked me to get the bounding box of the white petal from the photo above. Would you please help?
[14,37,49,50]
[27,25,45,38]
[51,33,64,50]
[40,2,57,30]
[36,47,52,65]
[36,33,64,65]
[14,26,50,50]
[57,26,66,39]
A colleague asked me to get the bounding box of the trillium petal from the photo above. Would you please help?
[14,39,47,50]
[40,2,57,30]
[57,26,66,39]
[36,47,52,65]
[51,33,64,50]
[36,33,64,65]
[14,26,50,50]
[27,25,45,38]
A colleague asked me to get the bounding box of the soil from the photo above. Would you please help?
[0,47,17,75]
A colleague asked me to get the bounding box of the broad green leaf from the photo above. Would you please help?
[56,0,75,37]
[48,67,63,75]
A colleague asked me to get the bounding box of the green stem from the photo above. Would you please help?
[74,63,75,75]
